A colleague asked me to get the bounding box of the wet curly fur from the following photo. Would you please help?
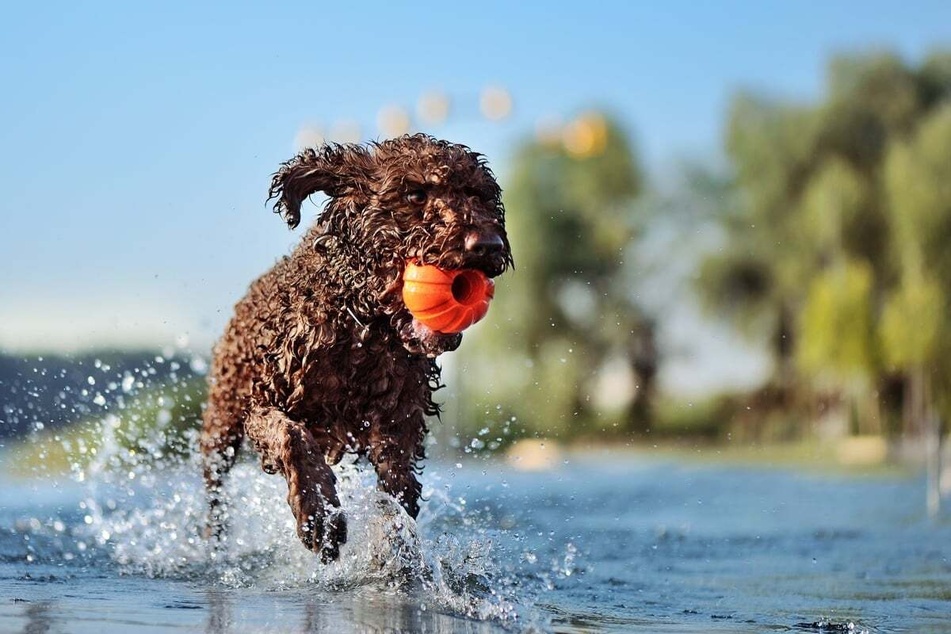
[200,134,512,561]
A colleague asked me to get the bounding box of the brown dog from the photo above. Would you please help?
[200,135,512,561]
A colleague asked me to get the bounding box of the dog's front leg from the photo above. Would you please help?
[370,443,423,519]
[244,407,347,561]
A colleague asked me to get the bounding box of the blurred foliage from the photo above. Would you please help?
[880,279,943,370]
[11,377,205,475]
[456,112,659,441]
[697,49,951,439]
[797,260,876,385]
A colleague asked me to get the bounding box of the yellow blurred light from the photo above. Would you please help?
[562,112,608,158]
[377,104,412,138]
[480,85,513,121]
[417,91,451,125]
[329,120,362,144]
[294,124,325,150]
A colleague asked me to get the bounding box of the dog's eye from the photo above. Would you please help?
[406,189,427,206]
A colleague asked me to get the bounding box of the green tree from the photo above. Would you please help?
[797,259,881,433]
[696,94,822,399]
[697,49,951,436]
[882,103,951,433]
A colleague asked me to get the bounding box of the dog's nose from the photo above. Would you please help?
[464,231,504,257]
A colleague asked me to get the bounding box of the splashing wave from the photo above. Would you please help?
[18,418,525,626]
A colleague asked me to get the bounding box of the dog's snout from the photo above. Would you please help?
[464,231,504,257]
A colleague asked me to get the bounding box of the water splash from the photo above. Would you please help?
[2,353,584,629]
[63,418,526,625]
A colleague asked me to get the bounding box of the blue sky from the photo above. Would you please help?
[1,1,949,389]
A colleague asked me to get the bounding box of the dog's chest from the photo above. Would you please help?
[293,336,432,428]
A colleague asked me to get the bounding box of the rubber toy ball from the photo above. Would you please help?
[402,261,495,333]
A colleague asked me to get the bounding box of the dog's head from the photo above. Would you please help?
[268,134,513,357]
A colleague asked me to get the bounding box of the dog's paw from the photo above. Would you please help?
[319,509,348,563]
[289,483,347,561]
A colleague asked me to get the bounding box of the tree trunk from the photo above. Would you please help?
[773,302,797,406]
[906,366,925,437]
[922,368,942,517]
[625,321,657,436]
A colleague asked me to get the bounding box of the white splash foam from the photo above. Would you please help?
[74,434,523,624]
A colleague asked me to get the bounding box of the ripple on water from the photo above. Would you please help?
[5,404,951,633]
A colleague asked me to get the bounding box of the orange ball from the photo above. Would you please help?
[402,261,495,333]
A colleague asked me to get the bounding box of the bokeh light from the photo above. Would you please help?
[328,120,362,144]
[562,112,609,158]
[294,124,325,151]
[479,86,513,121]
[377,104,412,138]
[417,90,451,126]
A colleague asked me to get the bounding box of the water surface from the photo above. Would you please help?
[1,449,949,633]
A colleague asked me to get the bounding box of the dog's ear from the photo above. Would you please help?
[268,144,372,229]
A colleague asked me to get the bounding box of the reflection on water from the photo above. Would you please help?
[198,587,505,634]
[1,447,950,633]
[20,600,52,634]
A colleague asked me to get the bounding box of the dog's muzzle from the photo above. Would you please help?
[463,230,509,278]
